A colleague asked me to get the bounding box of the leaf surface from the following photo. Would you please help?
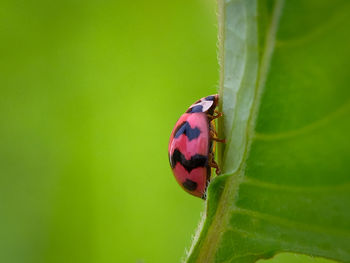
[186,0,350,262]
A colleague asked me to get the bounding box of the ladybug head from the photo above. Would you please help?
[186,94,219,114]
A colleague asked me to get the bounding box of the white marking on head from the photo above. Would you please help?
[191,100,213,112]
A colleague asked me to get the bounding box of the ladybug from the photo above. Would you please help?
[168,94,224,199]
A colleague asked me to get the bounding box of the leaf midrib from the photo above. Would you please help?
[191,0,284,262]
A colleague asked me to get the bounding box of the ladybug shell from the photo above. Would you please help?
[168,95,218,198]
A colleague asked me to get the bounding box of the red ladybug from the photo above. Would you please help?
[168,95,224,199]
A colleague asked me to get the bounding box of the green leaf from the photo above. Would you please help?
[186,0,350,262]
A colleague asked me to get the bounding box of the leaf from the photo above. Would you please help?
[186,0,350,262]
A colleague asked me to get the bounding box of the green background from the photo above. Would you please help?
[0,0,217,262]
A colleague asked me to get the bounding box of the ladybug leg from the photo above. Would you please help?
[209,129,226,143]
[207,111,223,121]
[209,152,221,175]
[212,111,223,120]
[209,124,218,136]
[212,137,226,143]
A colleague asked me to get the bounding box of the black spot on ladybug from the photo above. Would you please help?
[186,105,203,113]
[182,179,197,191]
[170,149,208,172]
[174,121,201,141]
[205,95,215,101]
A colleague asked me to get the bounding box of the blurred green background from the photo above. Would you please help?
[0,0,218,262]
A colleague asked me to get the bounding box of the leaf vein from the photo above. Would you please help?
[243,177,350,192]
[234,208,350,237]
[275,2,350,48]
[254,100,350,141]
[224,227,346,263]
